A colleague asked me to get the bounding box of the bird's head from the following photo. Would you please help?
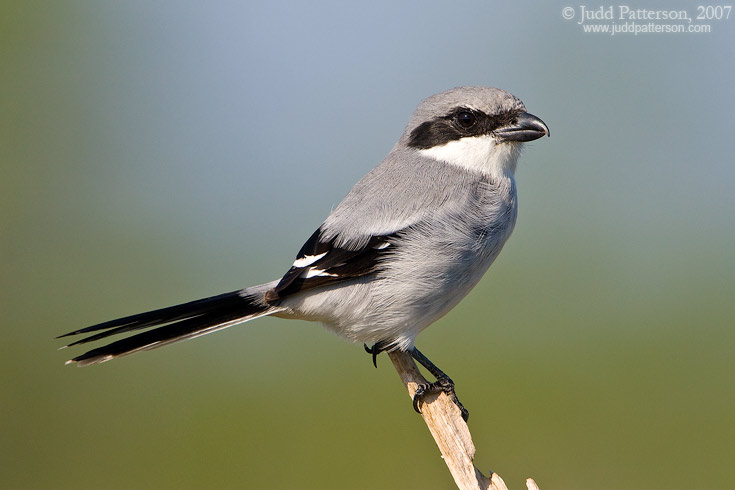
[402,86,549,180]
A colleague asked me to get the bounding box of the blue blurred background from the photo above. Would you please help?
[2,1,734,489]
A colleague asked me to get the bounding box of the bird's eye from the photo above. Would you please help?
[456,111,476,129]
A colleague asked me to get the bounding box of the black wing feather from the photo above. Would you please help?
[265,227,395,301]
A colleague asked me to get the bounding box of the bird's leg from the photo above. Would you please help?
[363,341,391,368]
[411,347,469,421]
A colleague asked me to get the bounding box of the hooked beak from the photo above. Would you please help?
[495,112,550,142]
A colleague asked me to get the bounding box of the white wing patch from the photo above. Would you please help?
[293,252,328,268]
[298,242,390,279]
[300,268,338,279]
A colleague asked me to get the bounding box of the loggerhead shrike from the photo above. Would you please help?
[59,86,549,420]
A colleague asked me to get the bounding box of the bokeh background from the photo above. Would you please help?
[2,1,734,489]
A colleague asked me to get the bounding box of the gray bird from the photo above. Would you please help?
[58,86,549,419]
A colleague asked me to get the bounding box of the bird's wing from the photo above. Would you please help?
[264,226,398,301]
[265,152,491,302]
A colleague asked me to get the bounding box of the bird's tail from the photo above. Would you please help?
[58,283,283,366]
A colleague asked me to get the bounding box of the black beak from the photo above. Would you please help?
[495,112,550,142]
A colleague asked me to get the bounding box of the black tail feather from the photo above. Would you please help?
[60,289,275,366]
[57,291,246,340]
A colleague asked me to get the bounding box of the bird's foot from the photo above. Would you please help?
[412,374,469,421]
[363,341,391,368]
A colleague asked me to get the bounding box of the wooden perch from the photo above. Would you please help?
[387,350,540,490]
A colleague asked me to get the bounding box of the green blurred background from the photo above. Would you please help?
[2,1,734,489]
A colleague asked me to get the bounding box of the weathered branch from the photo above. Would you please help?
[387,350,540,490]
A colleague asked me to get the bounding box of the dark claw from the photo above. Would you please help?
[409,347,469,421]
[364,342,389,368]
[412,383,430,414]
[363,343,379,368]
[411,376,469,421]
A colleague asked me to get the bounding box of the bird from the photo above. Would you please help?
[58,86,549,420]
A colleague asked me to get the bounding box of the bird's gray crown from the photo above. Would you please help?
[402,86,527,149]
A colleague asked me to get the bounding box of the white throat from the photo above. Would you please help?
[418,135,521,181]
